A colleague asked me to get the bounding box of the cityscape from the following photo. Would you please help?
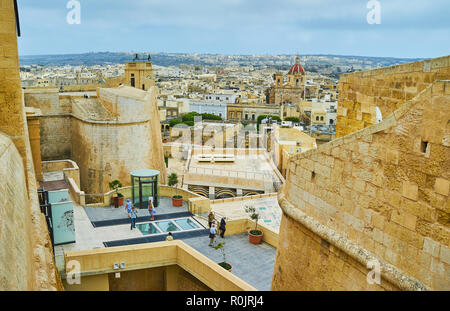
[0,0,449,301]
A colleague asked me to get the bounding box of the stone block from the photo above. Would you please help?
[358,142,370,155]
[430,258,445,277]
[385,149,399,165]
[434,178,449,196]
[402,181,418,201]
[353,178,365,193]
[440,246,450,265]
[423,237,440,258]
[403,212,417,231]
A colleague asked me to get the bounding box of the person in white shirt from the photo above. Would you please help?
[148,196,156,221]
[209,222,217,246]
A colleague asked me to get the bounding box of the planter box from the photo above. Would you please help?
[219,262,232,272]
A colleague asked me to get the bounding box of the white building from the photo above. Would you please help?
[204,93,236,103]
[189,101,228,119]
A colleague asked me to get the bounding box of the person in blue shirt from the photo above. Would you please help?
[125,199,132,218]
[130,206,138,230]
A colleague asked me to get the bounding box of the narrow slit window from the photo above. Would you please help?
[420,141,428,153]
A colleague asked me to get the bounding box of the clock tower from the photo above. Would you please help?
[124,53,155,91]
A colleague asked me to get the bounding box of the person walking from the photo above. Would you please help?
[166,232,174,241]
[148,196,156,221]
[130,206,138,230]
[125,199,132,218]
[219,217,227,238]
[208,211,215,228]
[209,222,217,247]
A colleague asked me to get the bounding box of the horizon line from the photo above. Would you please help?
[18,51,431,61]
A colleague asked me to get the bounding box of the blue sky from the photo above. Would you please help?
[17,0,450,58]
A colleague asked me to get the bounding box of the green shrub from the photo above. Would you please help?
[169,119,183,127]
[108,180,123,197]
[256,115,281,130]
[168,173,182,198]
[284,117,300,123]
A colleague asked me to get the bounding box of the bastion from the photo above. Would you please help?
[24,85,167,198]
[272,55,450,291]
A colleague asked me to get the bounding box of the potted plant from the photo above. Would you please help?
[245,205,263,244]
[214,242,232,272]
[168,173,183,207]
[109,179,124,208]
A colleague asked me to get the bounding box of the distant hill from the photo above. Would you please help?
[18,52,424,68]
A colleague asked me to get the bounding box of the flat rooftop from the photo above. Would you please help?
[211,195,281,233]
[187,152,283,184]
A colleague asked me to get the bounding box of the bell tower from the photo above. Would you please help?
[274,72,283,87]
[124,54,154,91]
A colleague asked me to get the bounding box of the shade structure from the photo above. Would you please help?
[130,169,160,209]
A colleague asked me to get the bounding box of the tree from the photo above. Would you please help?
[182,112,222,123]
[169,119,182,127]
[214,242,231,270]
[168,173,181,198]
[108,180,123,197]
[245,205,261,235]
[284,117,300,123]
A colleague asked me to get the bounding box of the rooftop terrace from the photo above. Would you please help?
[55,192,276,291]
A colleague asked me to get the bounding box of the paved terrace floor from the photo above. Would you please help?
[211,195,281,233]
[182,234,276,291]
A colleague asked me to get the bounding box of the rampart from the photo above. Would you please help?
[272,56,450,291]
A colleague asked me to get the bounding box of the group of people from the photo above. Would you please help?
[126,197,156,230]
[125,199,225,247]
[208,211,226,247]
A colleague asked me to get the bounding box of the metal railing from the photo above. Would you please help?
[188,166,273,181]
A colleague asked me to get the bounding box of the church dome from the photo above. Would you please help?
[288,56,305,74]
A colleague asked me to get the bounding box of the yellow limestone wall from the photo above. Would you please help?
[23,86,167,196]
[272,58,450,291]
[0,0,61,290]
[337,55,450,138]
[63,241,255,291]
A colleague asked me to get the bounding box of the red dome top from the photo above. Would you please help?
[288,56,305,74]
